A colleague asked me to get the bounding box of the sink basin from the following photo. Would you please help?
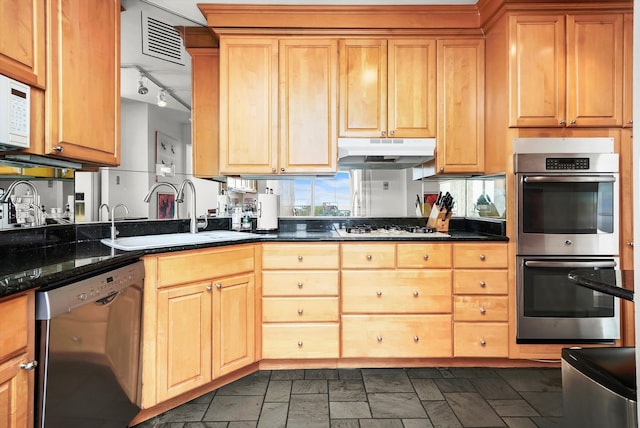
[101,230,260,251]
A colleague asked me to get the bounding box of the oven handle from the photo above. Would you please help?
[524,260,617,268]
[523,175,616,183]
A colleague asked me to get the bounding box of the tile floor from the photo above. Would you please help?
[133,367,563,428]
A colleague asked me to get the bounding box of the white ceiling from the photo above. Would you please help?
[120,0,477,117]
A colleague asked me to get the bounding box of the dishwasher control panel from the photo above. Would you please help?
[36,260,145,320]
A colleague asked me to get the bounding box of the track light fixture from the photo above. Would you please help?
[157,89,167,107]
[137,73,148,95]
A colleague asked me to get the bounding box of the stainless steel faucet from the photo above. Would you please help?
[0,180,41,226]
[176,179,207,233]
[110,203,129,241]
[99,203,110,221]
[143,182,179,219]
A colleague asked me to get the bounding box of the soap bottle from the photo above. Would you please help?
[232,207,242,230]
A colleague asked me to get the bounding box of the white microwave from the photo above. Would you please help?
[0,74,30,150]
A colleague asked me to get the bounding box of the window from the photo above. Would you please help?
[269,172,351,217]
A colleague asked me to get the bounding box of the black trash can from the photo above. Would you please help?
[562,347,637,428]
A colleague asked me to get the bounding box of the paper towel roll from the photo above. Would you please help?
[257,193,279,231]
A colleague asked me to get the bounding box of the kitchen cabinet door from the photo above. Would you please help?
[213,274,255,377]
[45,0,120,165]
[219,37,278,175]
[622,13,633,128]
[0,355,30,428]
[279,39,338,174]
[0,0,45,88]
[156,282,212,402]
[436,38,485,174]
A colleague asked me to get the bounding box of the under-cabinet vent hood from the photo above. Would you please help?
[0,154,82,170]
[337,138,435,170]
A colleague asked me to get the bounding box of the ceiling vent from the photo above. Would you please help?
[141,11,186,66]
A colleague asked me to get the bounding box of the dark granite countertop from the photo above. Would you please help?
[0,217,507,300]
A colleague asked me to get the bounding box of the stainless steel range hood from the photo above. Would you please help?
[337,138,435,170]
[0,154,82,170]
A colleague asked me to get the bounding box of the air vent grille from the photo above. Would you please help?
[141,12,186,66]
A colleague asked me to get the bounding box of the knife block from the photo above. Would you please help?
[426,204,450,232]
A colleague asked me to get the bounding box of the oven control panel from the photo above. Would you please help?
[546,157,590,170]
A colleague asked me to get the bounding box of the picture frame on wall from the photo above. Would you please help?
[157,192,175,219]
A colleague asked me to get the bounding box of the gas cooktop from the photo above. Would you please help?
[335,224,450,238]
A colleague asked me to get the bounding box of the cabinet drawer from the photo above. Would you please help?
[263,297,339,322]
[262,243,340,269]
[342,270,451,313]
[453,296,508,322]
[262,324,339,358]
[156,246,254,288]
[454,322,508,357]
[341,243,396,269]
[0,294,29,361]
[453,243,508,268]
[342,315,452,358]
[454,270,508,294]
[262,271,339,296]
[397,243,452,268]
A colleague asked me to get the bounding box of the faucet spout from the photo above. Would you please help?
[110,203,129,241]
[99,203,110,222]
[177,179,206,233]
[144,182,179,219]
[1,180,41,226]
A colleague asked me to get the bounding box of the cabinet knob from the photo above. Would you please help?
[479,254,486,261]
[627,242,635,247]
[53,145,64,152]
[479,307,486,314]
[559,119,566,125]
[413,290,419,297]
[377,336,383,342]
[281,168,285,172]
[298,308,303,315]
[376,291,383,297]
[206,285,212,291]
[565,240,573,246]
[381,131,387,137]
[272,168,276,173]
[480,339,487,346]
[298,341,303,348]
[367,254,372,260]
[389,130,395,136]
[439,167,444,173]
[627,120,633,124]
[479,281,486,288]
[570,119,577,125]
[20,360,38,371]
[216,283,222,289]
[413,336,419,342]
[423,254,429,260]
[297,282,304,288]
[298,255,303,261]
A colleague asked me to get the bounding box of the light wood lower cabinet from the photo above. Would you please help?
[0,292,35,428]
[342,315,452,358]
[143,245,256,406]
[454,323,509,358]
[261,243,340,359]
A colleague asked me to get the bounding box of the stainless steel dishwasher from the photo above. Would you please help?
[35,259,145,428]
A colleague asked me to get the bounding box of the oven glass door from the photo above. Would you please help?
[517,257,620,342]
[517,174,619,255]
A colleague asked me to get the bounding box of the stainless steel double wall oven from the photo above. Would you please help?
[515,151,621,343]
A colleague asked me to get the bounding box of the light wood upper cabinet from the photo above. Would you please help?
[0,0,45,88]
[339,38,436,138]
[623,13,633,128]
[509,13,624,128]
[219,36,337,175]
[436,38,485,174]
[43,0,120,165]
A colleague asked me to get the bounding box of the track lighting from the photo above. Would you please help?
[157,89,167,107]
[137,73,148,95]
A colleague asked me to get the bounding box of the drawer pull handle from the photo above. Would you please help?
[297,282,304,288]
[298,309,304,315]
[20,360,38,371]
[479,254,486,261]
[376,291,383,297]
[423,254,429,260]
[377,336,383,342]
[479,307,486,314]
[413,291,419,297]
[413,336,419,342]
[480,339,487,346]
[479,281,486,288]
[298,255,303,261]
[298,341,303,348]
[367,254,373,261]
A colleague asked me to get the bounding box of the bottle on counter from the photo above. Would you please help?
[232,207,242,231]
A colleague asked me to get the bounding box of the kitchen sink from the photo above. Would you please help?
[101,230,260,251]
